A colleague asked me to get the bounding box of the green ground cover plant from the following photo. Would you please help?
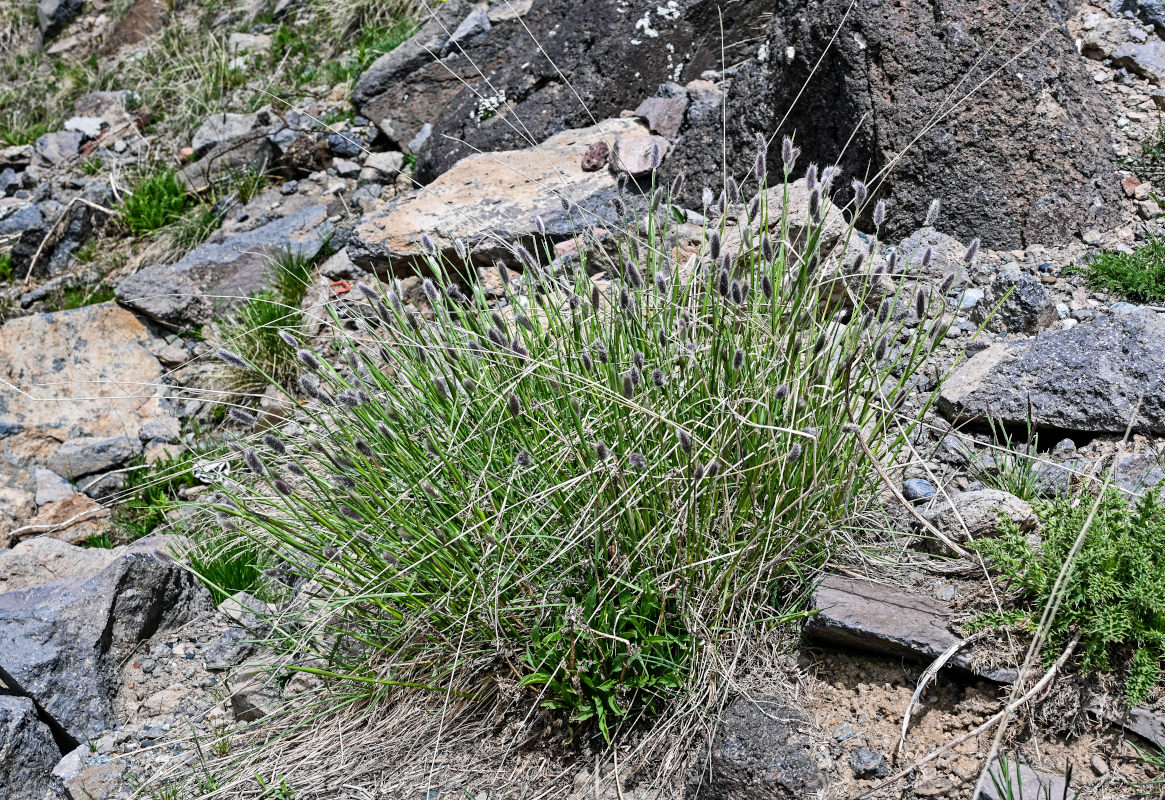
[971,489,1165,705]
[203,142,965,747]
[122,169,190,235]
[1069,239,1165,303]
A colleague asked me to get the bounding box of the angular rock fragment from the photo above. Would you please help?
[0,695,66,800]
[804,574,1016,682]
[939,310,1165,435]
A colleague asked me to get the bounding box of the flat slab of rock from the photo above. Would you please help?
[116,203,332,312]
[804,574,1016,682]
[0,303,176,469]
[347,117,651,276]
[0,534,186,595]
[0,550,212,741]
[939,309,1165,435]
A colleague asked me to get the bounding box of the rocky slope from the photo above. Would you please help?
[3,0,1165,796]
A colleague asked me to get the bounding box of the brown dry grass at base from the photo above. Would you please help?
[798,647,1159,799]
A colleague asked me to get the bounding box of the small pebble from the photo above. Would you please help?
[903,478,937,502]
[849,748,889,779]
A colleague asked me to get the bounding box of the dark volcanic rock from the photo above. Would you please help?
[352,0,769,184]
[971,269,1058,335]
[660,0,1120,247]
[0,552,213,741]
[939,309,1165,435]
[695,695,825,799]
[37,0,84,40]
[0,695,66,800]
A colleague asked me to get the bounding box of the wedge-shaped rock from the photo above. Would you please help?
[0,551,212,741]
[939,309,1165,435]
[0,695,66,800]
[804,574,1016,682]
[347,117,653,276]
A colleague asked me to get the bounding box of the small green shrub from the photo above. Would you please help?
[0,251,13,282]
[96,454,200,546]
[971,490,1165,705]
[208,143,954,742]
[1069,239,1165,303]
[122,169,190,235]
[46,283,115,312]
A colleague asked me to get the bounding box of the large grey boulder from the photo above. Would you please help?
[659,0,1120,247]
[0,695,66,800]
[0,551,213,741]
[114,263,214,329]
[939,310,1165,435]
[693,695,825,799]
[353,0,770,183]
[970,269,1058,334]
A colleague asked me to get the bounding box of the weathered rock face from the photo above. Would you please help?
[113,263,214,328]
[971,269,1058,334]
[939,309,1165,435]
[348,117,653,275]
[922,488,1036,545]
[0,303,177,469]
[660,0,1121,248]
[0,551,213,742]
[695,695,825,799]
[0,695,66,800]
[352,0,769,184]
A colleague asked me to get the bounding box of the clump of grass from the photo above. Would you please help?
[1068,238,1165,303]
[165,204,225,256]
[186,538,275,606]
[0,251,12,282]
[83,453,201,547]
[217,249,314,396]
[971,489,1165,705]
[206,139,955,749]
[122,168,190,235]
[46,283,116,311]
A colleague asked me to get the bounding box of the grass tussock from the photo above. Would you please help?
[216,248,315,397]
[201,141,961,773]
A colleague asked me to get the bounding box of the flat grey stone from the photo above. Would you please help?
[977,756,1069,800]
[804,574,1017,683]
[34,468,73,507]
[33,131,84,167]
[939,309,1165,435]
[46,436,140,481]
[1112,39,1165,84]
[114,263,213,328]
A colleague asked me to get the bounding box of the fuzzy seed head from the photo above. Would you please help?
[787,443,803,462]
[963,238,980,263]
[279,330,298,347]
[805,163,818,190]
[622,373,634,398]
[922,246,933,268]
[717,269,730,298]
[873,200,886,227]
[710,231,721,260]
[263,433,286,455]
[596,441,610,460]
[654,271,668,293]
[732,348,745,370]
[730,280,743,304]
[421,233,437,255]
[727,176,740,203]
[914,286,927,319]
[628,452,647,469]
[229,408,257,426]
[298,348,322,371]
[613,196,627,217]
[940,271,956,295]
[702,186,713,207]
[761,274,774,299]
[781,136,796,169]
[925,198,941,227]
[581,351,594,372]
[651,368,665,387]
[808,188,821,223]
[852,179,868,207]
[877,297,892,324]
[591,284,601,312]
[274,479,294,496]
[217,348,248,369]
[507,393,521,418]
[678,428,692,453]
[535,215,546,236]
[355,439,374,458]
[773,384,789,400]
[286,462,305,477]
[875,336,888,362]
[244,449,264,475]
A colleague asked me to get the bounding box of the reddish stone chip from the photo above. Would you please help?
[580,140,609,172]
